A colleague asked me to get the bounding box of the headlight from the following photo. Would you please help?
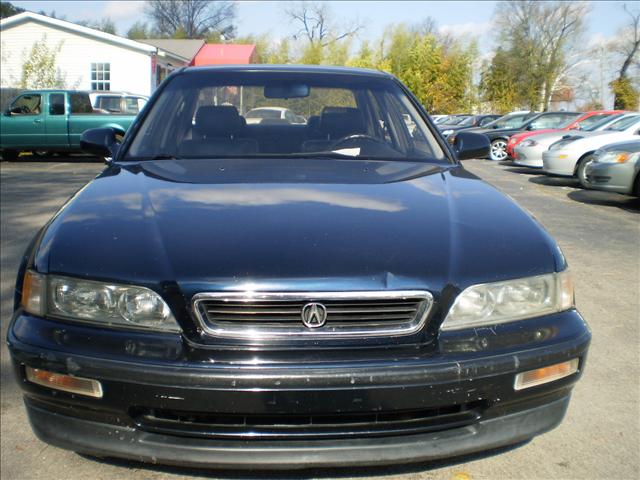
[594,150,638,164]
[521,139,537,147]
[442,129,454,136]
[441,271,574,331]
[21,271,180,332]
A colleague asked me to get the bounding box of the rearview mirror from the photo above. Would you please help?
[80,127,120,161]
[264,83,310,99]
[452,131,490,160]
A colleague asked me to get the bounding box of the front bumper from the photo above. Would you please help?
[584,161,636,195]
[8,310,590,469]
[25,394,571,469]
[513,145,546,168]
[542,151,578,176]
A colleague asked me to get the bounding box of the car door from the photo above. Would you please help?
[1,93,46,148]
[46,93,69,148]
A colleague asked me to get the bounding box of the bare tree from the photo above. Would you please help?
[145,0,236,39]
[285,2,361,47]
[615,4,640,78]
[495,1,589,110]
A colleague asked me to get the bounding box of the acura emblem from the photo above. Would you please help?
[301,303,327,328]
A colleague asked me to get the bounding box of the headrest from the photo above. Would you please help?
[307,115,320,131]
[194,105,242,137]
[319,107,366,139]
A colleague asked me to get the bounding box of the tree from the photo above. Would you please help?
[127,21,152,40]
[145,0,236,39]
[480,48,519,113]
[285,2,362,47]
[0,1,23,18]
[76,18,117,35]
[20,35,65,89]
[611,4,640,109]
[490,1,589,111]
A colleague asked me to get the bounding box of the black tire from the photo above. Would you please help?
[576,154,594,188]
[1,149,19,161]
[32,150,50,157]
[633,174,640,197]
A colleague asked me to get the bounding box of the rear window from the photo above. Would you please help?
[98,96,121,113]
[125,71,447,163]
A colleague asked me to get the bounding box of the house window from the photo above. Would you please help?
[91,63,111,91]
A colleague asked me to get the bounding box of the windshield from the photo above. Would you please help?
[603,114,640,132]
[484,113,531,129]
[585,114,624,131]
[527,112,581,130]
[125,70,447,163]
[443,115,470,125]
[457,116,477,127]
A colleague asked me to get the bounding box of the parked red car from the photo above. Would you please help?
[506,110,626,158]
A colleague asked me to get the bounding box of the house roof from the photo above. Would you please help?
[190,44,257,66]
[0,11,156,54]
[139,39,205,62]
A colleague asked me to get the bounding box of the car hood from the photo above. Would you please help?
[512,129,562,143]
[36,159,562,298]
[560,131,637,152]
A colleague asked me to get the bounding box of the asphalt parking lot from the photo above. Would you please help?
[1,157,638,480]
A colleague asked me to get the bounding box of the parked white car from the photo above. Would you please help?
[245,107,305,124]
[542,114,640,182]
[513,113,629,168]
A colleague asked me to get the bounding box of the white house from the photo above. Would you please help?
[0,12,192,95]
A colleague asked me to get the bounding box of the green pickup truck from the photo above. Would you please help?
[0,90,137,160]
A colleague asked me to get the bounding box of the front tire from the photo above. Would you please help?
[633,174,640,197]
[576,154,594,188]
[489,139,508,161]
[1,149,19,161]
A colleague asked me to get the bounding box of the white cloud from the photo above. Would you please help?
[438,21,492,37]
[102,0,144,21]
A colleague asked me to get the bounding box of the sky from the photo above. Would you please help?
[10,0,631,52]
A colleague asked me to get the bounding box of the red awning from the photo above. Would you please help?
[190,44,257,66]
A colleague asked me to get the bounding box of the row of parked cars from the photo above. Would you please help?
[434,110,640,198]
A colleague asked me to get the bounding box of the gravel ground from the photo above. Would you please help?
[1,158,638,480]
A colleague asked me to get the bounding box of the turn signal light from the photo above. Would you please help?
[25,367,103,398]
[514,359,579,390]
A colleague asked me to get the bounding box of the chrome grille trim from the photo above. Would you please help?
[192,291,433,340]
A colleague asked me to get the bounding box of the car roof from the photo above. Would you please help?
[181,64,392,78]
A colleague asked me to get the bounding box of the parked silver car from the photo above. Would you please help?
[582,139,640,196]
[512,113,628,168]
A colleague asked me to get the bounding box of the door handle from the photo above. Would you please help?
[33,119,42,124]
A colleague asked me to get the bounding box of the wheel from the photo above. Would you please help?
[32,150,50,157]
[1,149,19,161]
[576,154,594,188]
[633,174,640,197]
[489,139,508,161]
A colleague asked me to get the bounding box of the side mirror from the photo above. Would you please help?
[453,131,490,160]
[80,128,120,160]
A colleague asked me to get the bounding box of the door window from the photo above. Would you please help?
[9,94,42,115]
[70,94,94,114]
[49,94,65,115]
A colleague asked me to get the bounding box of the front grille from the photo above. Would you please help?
[133,402,484,440]
[192,291,433,340]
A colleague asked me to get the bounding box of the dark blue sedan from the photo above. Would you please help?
[8,65,590,469]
